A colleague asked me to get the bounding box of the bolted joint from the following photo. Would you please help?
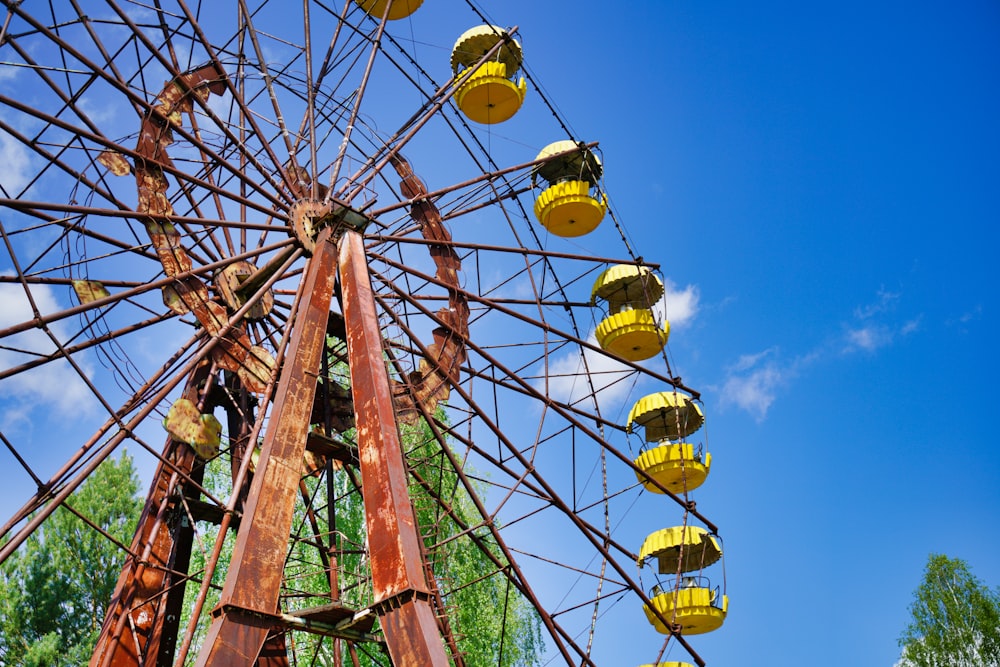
[371,588,434,615]
[289,198,373,255]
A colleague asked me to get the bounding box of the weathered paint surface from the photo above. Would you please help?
[194,228,339,665]
[339,228,450,666]
[389,155,469,424]
[89,366,208,667]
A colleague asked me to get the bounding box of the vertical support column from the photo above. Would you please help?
[90,364,209,667]
[194,228,338,665]
[337,229,450,666]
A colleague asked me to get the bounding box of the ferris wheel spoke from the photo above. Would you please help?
[235,0,300,163]
[2,9,288,209]
[124,2,296,198]
[322,1,395,192]
[334,44,517,204]
[372,273,719,541]
[1,3,727,664]
[0,324,212,557]
[400,410,599,667]
[370,253,684,391]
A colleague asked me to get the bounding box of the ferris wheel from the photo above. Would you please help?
[0,1,727,665]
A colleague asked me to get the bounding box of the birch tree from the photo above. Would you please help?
[897,554,1000,667]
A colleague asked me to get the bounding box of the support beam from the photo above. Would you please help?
[194,227,338,665]
[338,229,450,666]
[90,365,209,667]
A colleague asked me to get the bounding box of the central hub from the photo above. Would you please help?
[289,199,333,255]
[289,198,373,255]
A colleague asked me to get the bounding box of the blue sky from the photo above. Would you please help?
[1,1,998,665]
[533,1,1000,665]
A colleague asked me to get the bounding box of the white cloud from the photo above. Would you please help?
[948,305,981,332]
[719,288,923,421]
[540,333,634,411]
[842,291,921,353]
[537,279,700,412]
[654,279,699,329]
[853,287,900,319]
[900,317,921,335]
[0,282,98,431]
[0,128,33,197]
[843,324,894,352]
[718,347,793,422]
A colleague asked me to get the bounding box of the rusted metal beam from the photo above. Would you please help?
[337,228,450,666]
[90,363,212,667]
[368,233,661,271]
[193,227,338,665]
[368,141,599,219]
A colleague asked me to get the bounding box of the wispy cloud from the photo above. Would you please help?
[843,323,894,352]
[718,347,802,422]
[0,127,34,197]
[541,334,634,410]
[853,287,899,319]
[842,289,920,353]
[0,282,98,434]
[720,288,921,421]
[947,304,982,333]
[654,279,699,329]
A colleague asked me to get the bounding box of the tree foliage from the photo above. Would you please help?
[402,417,544,667]
[178,408,543,666]
[898,553,1000,667]
[0,453,141,666]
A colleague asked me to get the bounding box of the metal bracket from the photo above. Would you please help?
[290,198,372,255]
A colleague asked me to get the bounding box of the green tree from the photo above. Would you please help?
[179,412,542,666]
[0,452,142,666]
[898,554,1000,667]
[403,417,543,667]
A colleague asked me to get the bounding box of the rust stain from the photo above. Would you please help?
[132,64,252,372]
[163,397,222,460]
[339,229,449,665]
[389,155,469,423]
[237,345,276,395]
[161,277,210,315]
[97,150,132,176]
[72,280,110,304]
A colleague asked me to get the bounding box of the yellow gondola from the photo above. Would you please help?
[638,525,727,635]
[451,25,526,124]
[591,265,668,360]
[638,526,721,574]
[354,0,422,20]
[628,391,704,441]
[629,391,709,493]
[644,587,728,635]
[634,443,710,494]
[532,140,607,237]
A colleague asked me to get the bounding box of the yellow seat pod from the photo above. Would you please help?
[629,391,708,491]
[354,0,422,20]
[634,443,710,494]
[638,663,695,667]
[532,140,607,237]
[628,391,704,441]
[163,398,222,460]
[644,587,728,635]
[638,526,722,574]
[595,310,669,361]
[591,265,668,361]
[451,25,527,124]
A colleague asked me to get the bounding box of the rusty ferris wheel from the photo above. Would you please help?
[0,1,728,665]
